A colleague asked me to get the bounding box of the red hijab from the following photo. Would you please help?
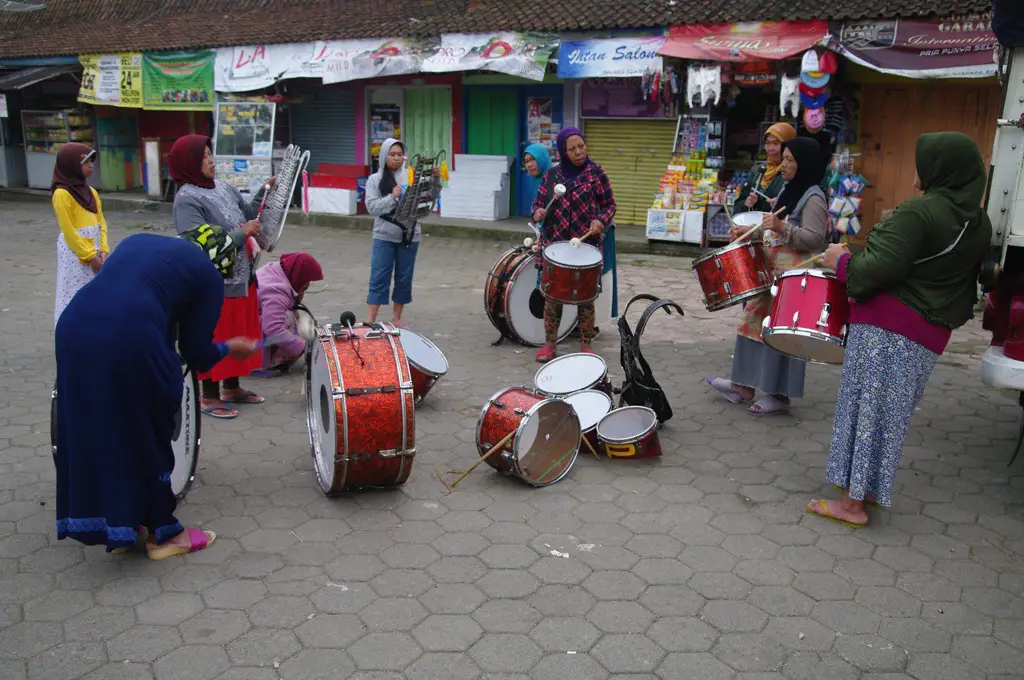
[279,253,324,292]
[169,135,215,190]
[51,143,97,213]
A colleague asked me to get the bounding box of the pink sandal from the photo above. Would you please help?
[535,343,556,363]
[147,527,217,561]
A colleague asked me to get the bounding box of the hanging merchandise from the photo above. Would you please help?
[686,64,701,107]
[702,65,722,107]
[827,148,866,240]
[780,76,800,118]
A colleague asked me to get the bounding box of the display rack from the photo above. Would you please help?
[21,109,94,189]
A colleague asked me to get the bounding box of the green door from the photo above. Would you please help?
[404,87,452,161]
[467,87,518,215]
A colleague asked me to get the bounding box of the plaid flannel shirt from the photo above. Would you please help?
[532,163,616,247]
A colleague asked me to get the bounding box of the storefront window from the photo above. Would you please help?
[579,78,672,119]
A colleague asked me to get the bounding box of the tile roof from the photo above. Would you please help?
[0,0,994,58]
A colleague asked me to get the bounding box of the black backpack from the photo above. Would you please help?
[617,294,684,424]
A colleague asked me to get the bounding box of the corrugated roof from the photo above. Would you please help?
[0,0,994,58]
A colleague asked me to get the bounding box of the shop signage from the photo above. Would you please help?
[78,53,143,107]
[420,32,558,81]
[659,21,828,62]
[322,38,435,84]
[142,51,215,111]
[829,13,998,78]
[557,36,666,78]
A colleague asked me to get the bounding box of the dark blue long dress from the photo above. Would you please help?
[55,233,226,550]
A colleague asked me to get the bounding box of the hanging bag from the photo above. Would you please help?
[617,294,684,424]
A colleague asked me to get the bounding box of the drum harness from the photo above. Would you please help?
[617,294,685,424]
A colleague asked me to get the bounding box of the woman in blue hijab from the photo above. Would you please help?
[523,143,552,201]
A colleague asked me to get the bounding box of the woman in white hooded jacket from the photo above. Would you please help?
[364,138,440,325]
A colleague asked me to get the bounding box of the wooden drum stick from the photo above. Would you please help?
[445,428,517,492]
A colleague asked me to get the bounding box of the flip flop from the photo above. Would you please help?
[147,528,217,561]
[748,395,790,416]
[223,390,265,404]
[806,499,867,529]
[112,526,149,554]
[201,405,238,419]
[705,377,750,404]
[536,344,556,363]
[250,369,283,379]
[834,484,879,507]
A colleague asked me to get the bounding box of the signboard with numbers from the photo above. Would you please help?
[77,53,143,108]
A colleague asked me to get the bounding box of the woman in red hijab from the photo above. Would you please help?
[52,143,109,326]
[255,253,324,375]
[170,134,274,419]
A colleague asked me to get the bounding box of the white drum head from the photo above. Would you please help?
[506,254,577,346]
[534,353,607,396]
[545,242,603,267]
[307,340,338,493]
[169,370,200,498]
[597,406,658,442]
[564,390,613,431]
[731,211,764,229]
[399,328,449,376]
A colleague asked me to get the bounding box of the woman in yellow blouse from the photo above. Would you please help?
[53,143,109,326]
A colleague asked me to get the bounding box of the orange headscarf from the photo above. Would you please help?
[760,123,797,189]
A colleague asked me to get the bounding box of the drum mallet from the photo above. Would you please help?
[730,206,787,244]
[526,184,568,244]
[793,253,826,269]
[442,428,518,493]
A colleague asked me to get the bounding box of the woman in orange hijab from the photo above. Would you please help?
[733,122,797,215]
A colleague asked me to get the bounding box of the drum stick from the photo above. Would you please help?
[581,436,602,460]
[794,253,825,269]
[445,428,517,492]
[729,206,787,244]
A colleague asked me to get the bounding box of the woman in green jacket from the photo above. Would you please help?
[733,123,796,215]
[810,132,992,527]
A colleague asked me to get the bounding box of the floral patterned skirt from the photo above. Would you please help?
[54,226,100,328]
[826,324,938,507]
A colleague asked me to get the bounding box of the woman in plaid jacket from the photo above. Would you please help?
[531,127,616,362]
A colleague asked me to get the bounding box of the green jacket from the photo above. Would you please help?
[846,132,992,330]
[733,163,785,215]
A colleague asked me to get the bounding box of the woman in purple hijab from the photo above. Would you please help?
[530,127,617,362]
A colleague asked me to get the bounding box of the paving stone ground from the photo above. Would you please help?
[1,199,1024,679]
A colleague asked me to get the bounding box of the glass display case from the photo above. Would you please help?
[21,109,94,188]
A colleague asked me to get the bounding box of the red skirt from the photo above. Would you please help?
[198,283,262,382]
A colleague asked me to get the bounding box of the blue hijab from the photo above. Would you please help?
[523,144,552,203]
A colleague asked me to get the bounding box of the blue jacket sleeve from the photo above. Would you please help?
[178,264,228,373]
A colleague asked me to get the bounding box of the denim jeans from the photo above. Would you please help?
[367,238,419,305]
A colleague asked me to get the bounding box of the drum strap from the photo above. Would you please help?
[616,295,683,424]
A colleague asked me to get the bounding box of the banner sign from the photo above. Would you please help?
[322,38,436,84]
[420,32,557,80]
[78,53,143,107]
[829,14,998,79]
[142,51,215,110]
[659,21,828,62]
[557,36,666,78]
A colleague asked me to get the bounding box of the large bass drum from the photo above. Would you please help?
[306,322,416,494]
[485,246,577,346]
[50,369,201,501]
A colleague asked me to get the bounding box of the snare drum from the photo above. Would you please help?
[762,268,849,365]
[534,352,612,398]
[541,242,604,305]
[398,328,448,406]
[476,387,581,487]
[596,406,662,459]
[306,322,416,494]
[692,240,772,312]
[485,247,577,346]
[51,369,201,501]
[564,389,613,451]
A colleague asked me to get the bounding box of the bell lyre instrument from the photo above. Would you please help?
[255,144,311,253]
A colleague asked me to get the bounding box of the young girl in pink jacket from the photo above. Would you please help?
[255,253,324,375]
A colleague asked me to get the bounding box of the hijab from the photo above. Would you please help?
[169,135,216,190]
[773,137,826,220]
[179,224,238,279]
[279,252,324,292]
[376,138,405,199]
[759,123,797,189]
[523,143,552,201]
[51,143,97,213]
[556,127,592,182]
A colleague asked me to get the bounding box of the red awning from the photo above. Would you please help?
[659,21,829,62]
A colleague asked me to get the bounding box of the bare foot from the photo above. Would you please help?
[807,497,869,526]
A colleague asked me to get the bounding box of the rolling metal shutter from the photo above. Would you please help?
[289,86,356,172]
[584,119,677,226]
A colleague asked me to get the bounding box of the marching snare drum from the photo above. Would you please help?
[541,241,604,305]
[692,240,772,312]
[485,247,577,346]
[564,389,613,451]
[762,268,849,366]
[476,386,581,487]
[306,322,416,494]
[534,352,613,399]
[398,328,449,406]
[50,369,201,501]
[596,406,662,459]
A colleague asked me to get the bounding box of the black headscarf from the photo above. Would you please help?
[774,137,826,220]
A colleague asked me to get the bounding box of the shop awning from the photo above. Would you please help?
[828,18,999,79]
[658,20,828,62]
[0,64,78,90]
